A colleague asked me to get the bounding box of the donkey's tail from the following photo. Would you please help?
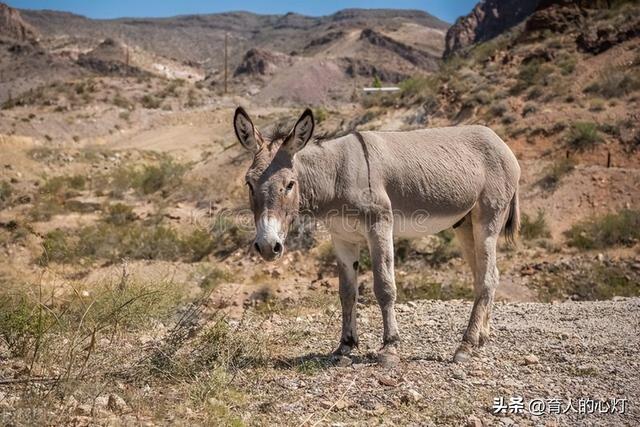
[504,186,520,245]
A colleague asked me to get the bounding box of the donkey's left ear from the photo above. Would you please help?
[284,108,314,155]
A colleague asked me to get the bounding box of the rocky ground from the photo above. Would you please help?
[1,296,638,426]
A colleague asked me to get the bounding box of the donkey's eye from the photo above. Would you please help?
[286,181,295,192]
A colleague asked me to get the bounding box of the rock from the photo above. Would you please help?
[467,415,483,427]
[452,370,467,380]
[107,394,128,414]
[74,404,92,416]
[524,354,539,365]
[334,399,349,410]
[407,301,418,308]
[377,375,400,387]
[499,417,515,426]
[401,389,423,403]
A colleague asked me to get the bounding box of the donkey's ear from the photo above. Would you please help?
[283,108,314,155]
[234,107,262,152]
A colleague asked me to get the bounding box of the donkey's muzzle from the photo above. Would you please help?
[253,237,283,261]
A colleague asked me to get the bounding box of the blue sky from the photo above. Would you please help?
[7,1,477,23]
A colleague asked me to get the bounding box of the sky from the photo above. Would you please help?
[6,1,477,23]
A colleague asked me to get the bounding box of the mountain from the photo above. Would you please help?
[19,8,448,74]
[0,2,38,41]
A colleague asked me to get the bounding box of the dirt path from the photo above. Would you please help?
[242,297,640,426]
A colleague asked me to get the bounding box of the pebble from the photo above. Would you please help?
[524,354,539,365]
[452,370,467,380]
[467,415,483,427]
[401,389,423,403]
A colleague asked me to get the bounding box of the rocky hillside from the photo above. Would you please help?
[443,0,621,57]
[0,2,38,41]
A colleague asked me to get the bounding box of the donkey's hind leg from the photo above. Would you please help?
[454,207,504,363]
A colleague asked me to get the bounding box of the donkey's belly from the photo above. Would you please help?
[392,211,468,238]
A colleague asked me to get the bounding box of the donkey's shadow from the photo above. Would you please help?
[273,352,378,370]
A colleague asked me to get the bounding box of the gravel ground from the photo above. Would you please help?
[244,297,640,426]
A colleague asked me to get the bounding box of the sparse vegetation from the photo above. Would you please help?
[538,157,575,190]
[585,69,640,98]
[520,210,551,240]
[565,209,640,249]
[0,180,12,208]
[566,122,602,151]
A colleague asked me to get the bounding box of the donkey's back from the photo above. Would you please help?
[348,125,520,237]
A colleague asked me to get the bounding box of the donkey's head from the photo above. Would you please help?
[233,107,314,261]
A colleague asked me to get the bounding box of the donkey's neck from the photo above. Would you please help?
[294,143,338,215]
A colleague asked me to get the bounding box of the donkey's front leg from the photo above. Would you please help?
[368,221,401,367]
[332,236,360,356]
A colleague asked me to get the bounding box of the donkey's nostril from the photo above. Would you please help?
[273,242,283,254]
[254,242,262,254]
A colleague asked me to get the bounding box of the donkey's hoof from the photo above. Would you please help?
[333,342,355,357]
[453,344,472,364]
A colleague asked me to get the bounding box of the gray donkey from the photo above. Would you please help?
[233,107,520,366]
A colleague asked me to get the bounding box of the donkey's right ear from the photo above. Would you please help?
[234,107,262,152]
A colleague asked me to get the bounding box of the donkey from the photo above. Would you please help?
[233,107,520,366]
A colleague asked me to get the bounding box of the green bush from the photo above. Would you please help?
[567,122,602,151]
[521,210,551,240]
[565,210,640,249]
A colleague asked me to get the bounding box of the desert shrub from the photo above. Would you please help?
[28,174,89,221]
[0,278,183,359]
[106,158,187,198]
[567,122,602,151]
[585,69,640,98]
[113,93,133,109]
[526,86,544,100]
[0,180,12,208]
[520,210,551,240]
[557,54,577,76]
[0,293,52,357]
[104,203,136,225]
[141,94,161,109]
[42,174,86,194]
[471,89,492,105]
[565,209,640,249]
[488,102,508,117]
[38,222,216,265]
[199,266,234,291]
[538,157,575,190]
[426,230,460,266]
[589,98,606,112]
[313,107,328,123]
[511,59,554,94]
[397,276,473,302]
[398,75,440,108]
[522,103,537,117]
[210,213,253,257]
[501,114,517,124]
[138,159,187,195]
